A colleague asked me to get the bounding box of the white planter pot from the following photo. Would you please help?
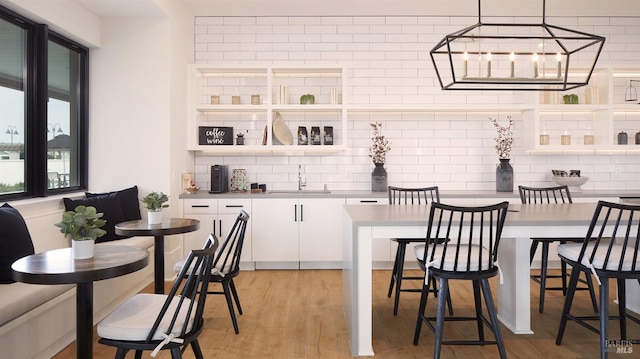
[148,210,163,224]
[72,239,95,259]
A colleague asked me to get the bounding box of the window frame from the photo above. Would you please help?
[0,5,89,201]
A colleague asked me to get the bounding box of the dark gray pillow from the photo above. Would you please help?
[0,203,35,284]
[63,194,126,243]
[86,185,141,221]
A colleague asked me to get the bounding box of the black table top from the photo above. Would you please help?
[114,218,200,237]
[11,245,149,285]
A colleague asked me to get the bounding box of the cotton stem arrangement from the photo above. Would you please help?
[369,122,391,164]
[490,116,514,159]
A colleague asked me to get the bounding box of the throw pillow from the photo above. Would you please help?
[63,194,127,243]
[0,203,35,284]
[86,185,141,221]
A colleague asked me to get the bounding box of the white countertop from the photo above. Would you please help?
[343,202,599,227]
[180,189,638,200]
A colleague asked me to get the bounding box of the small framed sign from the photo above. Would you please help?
[199,126,233,145]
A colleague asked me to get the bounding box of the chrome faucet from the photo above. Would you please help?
[298,164,306,191]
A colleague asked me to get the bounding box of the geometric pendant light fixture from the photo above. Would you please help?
[430,0,606,91]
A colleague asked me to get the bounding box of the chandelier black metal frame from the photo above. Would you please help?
[430,0,606,91]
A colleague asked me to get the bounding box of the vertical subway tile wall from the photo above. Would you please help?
[192,15,640,192]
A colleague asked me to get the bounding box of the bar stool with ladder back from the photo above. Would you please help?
[387,186,453,316]
[518,185,599,313]
[174,210,250,334]
[556,201,640,359]
[97,235,219,358]
[413,201,510,359]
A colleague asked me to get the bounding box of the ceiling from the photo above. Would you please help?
[76,0,640,18]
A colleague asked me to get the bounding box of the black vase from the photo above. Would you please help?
[371,163,388,192]
[496,158,513,192]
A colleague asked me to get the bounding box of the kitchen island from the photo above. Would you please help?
[341,202,640,356]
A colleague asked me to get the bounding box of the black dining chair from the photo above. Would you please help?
[413,201,509,359]
[97,234,219,359]
[387,186,453,316]
[174,210,250,334]
[518,185,598,313]
[555,200,640,359]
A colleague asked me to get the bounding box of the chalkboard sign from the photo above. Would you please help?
[199,126,233,145]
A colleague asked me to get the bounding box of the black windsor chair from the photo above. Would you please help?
[555,201,640,359]
[518,185,598,313]
[413,201,509,359]
[174,209,250,334]
[387,186,453,316]
[97,235,219,359]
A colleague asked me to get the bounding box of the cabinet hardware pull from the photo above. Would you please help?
[294,204,297,222]
[300,204,304,222]
[360,200,378,203]
[191,205,209,208]
[225,205,243,208]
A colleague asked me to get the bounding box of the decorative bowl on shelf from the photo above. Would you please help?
[552,176,589,192]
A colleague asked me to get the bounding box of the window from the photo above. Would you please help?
[0,6,88,200]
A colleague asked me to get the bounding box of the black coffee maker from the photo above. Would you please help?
[210,165,229,193]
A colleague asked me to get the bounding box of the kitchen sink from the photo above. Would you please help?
[266,190,331,194]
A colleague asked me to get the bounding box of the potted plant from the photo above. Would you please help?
[54,205,106,259]
[142,191,169,224]
[299,93,315,104]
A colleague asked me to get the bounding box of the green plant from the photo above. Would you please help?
[142,191,170,211]
[299,94,315,104]
[54,205,106,241]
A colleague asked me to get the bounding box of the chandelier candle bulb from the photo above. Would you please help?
[486,52,492,77]
[556,53,562,78]
[533,53,539,78]
[510,52,515,77]
[463,51,468,78]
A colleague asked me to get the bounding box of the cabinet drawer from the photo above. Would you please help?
[218,199,252,214]
[346,198,386,205]
[183,199,217,214]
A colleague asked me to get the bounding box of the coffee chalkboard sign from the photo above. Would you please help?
[199,126,233,145]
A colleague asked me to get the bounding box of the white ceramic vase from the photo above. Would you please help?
[148,210,163,224]
[72,239,95,259]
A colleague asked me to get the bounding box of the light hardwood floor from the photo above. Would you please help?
[53,269,632,359]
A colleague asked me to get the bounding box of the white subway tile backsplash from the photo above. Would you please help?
[195,17,223,26]
[223,17,257,26]
[289,17,322,25]
[338,25,370,34]
[193,14,640,192]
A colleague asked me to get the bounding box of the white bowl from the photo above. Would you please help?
[552,176,589,189]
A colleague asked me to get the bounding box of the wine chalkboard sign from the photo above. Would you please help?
[199,126,233,145]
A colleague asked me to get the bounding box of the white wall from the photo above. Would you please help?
[89,17,173,196]
[191,15,640,192]
[4,0,196,274]
[0,0,101,47]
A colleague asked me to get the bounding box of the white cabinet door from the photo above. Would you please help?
[251,198,299,262]
[298,198,345,262]
[217,199,252,263]
[182,199,217,255]
[345,198,391,263]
